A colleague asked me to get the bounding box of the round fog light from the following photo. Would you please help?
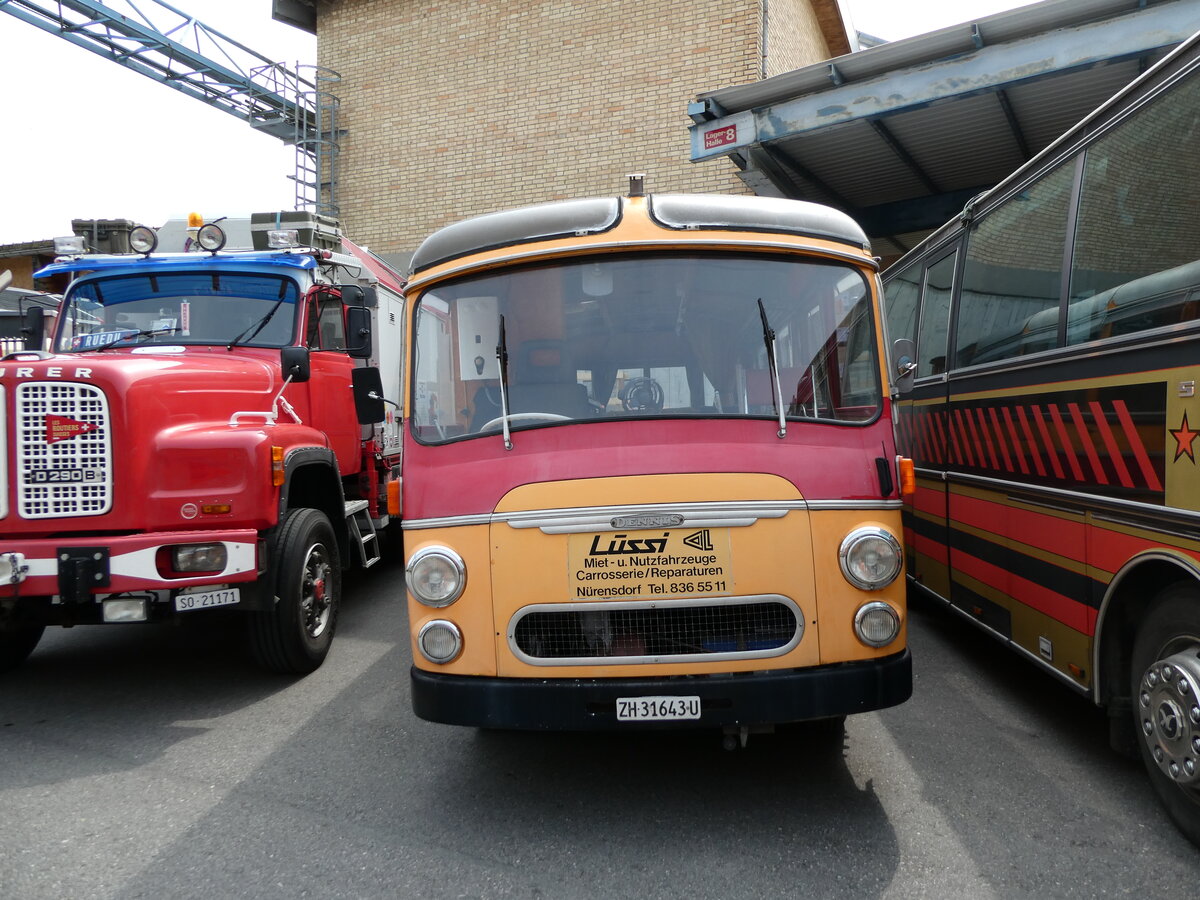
[855,601,900,647]
[418,620,462,663]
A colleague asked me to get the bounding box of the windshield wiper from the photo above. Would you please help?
[90,327,180,352]
[228,299,285,350]
[496,314,513,450]
[757,298,787,439]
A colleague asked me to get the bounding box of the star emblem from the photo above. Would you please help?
[1171,412,1199,463]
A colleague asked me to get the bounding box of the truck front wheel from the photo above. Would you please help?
[250,508,341,675]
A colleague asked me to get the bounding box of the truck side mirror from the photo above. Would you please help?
[351,366,387,424]
[281,346,311,383]
[345,306,373,359]
[338,284,377,307]
[892,338,917,395]
[21,306,46,351]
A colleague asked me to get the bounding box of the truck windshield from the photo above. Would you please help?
[56,271,300,352]
[411,253,880,443]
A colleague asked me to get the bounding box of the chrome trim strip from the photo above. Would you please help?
[403,498,900,532]
[507,593,803,667]
[806,500,901,511]
[406,239,874,291]
[951,471,1200,529]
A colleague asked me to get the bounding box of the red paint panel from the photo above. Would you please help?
[953,493,1083,562]
[989,408,1014,473]
[404,417,896,519]
[1047,404,1085,481]
[954,549,1090,632]
[912,483,946,517]
[1089,400,1134,489]
[1088,527,1200,578]
[1114,399,1163,492]
[912,531,949,565]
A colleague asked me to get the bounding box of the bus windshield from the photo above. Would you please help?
[56,271,300,352]
[411,253,880,442]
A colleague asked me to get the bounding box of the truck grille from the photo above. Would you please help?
[510,596,802,665]
[17,382,113,519]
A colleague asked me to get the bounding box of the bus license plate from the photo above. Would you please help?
[175,587,240,612]
[616,695,701,722]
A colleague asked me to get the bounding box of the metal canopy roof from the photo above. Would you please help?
[688,0,1200,260]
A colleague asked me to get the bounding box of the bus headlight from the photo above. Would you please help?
[838,527,902,591]
[854,601,901,647]
[406,546,466,606]
[418,619,463,663]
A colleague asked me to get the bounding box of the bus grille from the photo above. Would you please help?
[17,382,113,519]
[510,596,802,664]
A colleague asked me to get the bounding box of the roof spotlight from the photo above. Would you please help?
[196,222,227,252]
[129,225,159,255]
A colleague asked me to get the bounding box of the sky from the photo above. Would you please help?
[0,0,1037,246]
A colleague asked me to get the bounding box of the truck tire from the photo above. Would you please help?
[250,508,341,675]
[0,622,44,672]
[1130,582,1200,847]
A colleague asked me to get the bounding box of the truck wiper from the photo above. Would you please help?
[228,299,285,350]
[757,298,787,439]
[496,314,513,450]
[91,327,180,352]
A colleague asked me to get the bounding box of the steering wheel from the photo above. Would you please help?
[479,412,571,432]
[619,376,664,412]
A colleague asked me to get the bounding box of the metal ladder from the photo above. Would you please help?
[344,500,381,568]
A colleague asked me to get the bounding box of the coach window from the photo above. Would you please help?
[955,163,1074,368]
[884,261,920,349]
[1067,72,1200,345]
[917,252,955,377]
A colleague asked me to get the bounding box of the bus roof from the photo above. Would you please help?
[408,193,871,275]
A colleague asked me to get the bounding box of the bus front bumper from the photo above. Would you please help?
[410,650,912,730]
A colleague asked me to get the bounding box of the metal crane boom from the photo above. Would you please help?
[0,0,339,216]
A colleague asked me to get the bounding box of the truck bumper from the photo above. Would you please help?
[0,530,260,602]
[411,649,912,730]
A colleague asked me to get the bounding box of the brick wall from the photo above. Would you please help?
[764,0,833,78]
[317,0,831,255]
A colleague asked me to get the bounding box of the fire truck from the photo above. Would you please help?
[0,213,405,674]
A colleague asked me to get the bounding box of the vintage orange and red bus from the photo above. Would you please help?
[399,180,913,745]
[882,32,1200,844]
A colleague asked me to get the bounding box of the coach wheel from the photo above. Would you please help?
[1131,583,1200,846]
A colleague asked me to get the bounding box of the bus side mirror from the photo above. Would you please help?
[351,366,388,424]
[21,306,46,351]
[345,305,373,359]
[893,338,917,395]
[281,346,311,383]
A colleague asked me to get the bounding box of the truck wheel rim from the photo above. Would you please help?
[300,542,334,640]
[1138,642,1200,788]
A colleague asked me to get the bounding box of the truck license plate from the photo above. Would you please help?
[616,695,701,722]
[175,587,240,612]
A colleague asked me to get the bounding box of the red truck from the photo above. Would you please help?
[0,213,405,673]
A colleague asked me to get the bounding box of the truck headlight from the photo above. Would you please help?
[406,546,466,607]
[418,620,463,663]
[838,527,902,591]
[158,542,228,576]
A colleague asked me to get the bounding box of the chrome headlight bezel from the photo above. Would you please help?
[417,619,463,663]
[838,526,902,591]
[405,545,466,607]
[854,601,901,648]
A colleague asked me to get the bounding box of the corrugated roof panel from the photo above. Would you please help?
[768,121,929,206]
[1005,59,1149,153]
[883,95,1028,192]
